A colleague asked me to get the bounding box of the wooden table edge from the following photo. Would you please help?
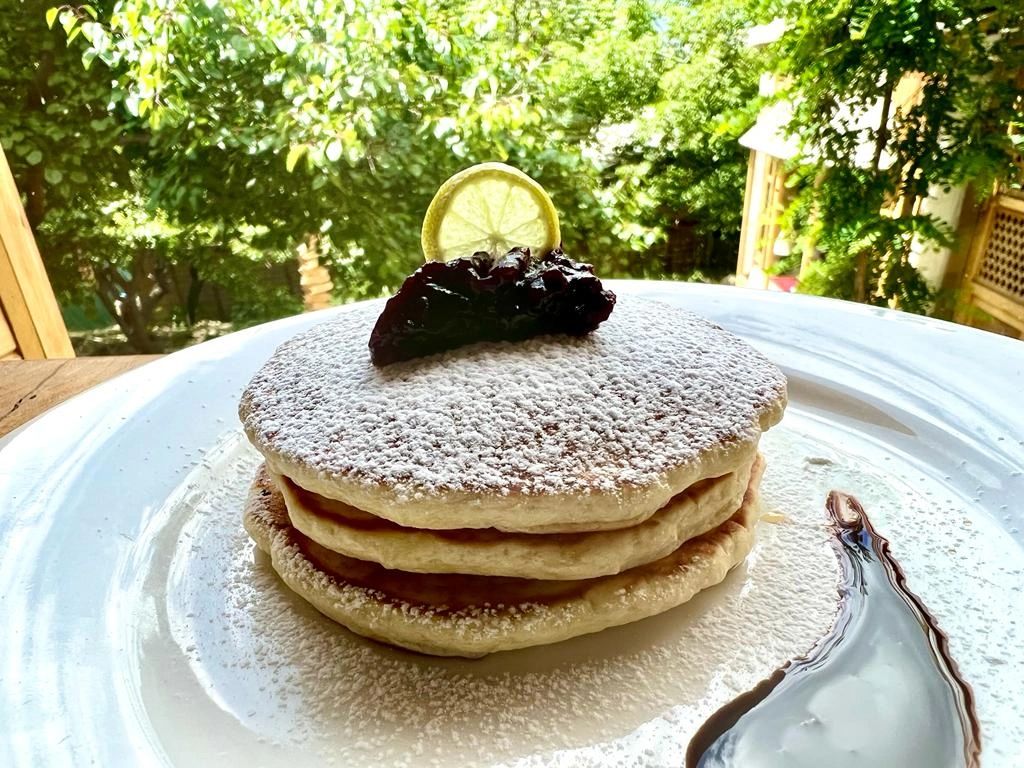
[0,356,160,438]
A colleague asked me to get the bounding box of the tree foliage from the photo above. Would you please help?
[2,0,762,351]
[766,0,1023,313]
[9,0,1009,348]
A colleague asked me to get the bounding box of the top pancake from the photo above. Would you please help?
[239,295,786,531]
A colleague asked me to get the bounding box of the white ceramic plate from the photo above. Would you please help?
[2,282,1023,767]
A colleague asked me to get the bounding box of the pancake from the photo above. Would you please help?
[243,458,764,658]
[240,296,786,533]
[273,456,757,579]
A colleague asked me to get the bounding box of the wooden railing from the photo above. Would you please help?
[0,146,74,359]
[956,190,1024,339]
[735,151,789,289]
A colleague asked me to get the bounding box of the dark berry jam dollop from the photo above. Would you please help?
[369,248,616,366]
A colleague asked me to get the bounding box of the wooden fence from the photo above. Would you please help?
[956,190,1024,338]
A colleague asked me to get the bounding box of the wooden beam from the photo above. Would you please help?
[771,160,786,255]
[969,282,1024,334]
[0,145,74,359]
[998,194,1024,215]
[736,150,758,285]
[0,307,17,358]
[941,183,982,307]
[740,151,774,287]
[299,266,331,287]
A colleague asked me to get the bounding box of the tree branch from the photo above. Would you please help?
[872,76,894,172]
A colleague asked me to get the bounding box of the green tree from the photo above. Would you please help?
[63,0,655,287]
[766,0,1023,312]
[0,1,145,344]
[605,0,768,277]
[5,0,769,352]
[1,1,305,351]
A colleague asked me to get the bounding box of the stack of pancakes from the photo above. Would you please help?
[239,296,787,657]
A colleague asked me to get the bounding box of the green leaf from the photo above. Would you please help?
[26,150,43,165]
[285,144,306,172]
[229,35,251,56]
[44,168,64,184]
[325,139,343,163]
[45,7,58,28]
[274,35,297,55]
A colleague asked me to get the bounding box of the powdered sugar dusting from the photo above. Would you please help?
[129,416,1024,766]
[239,297,786,498]
[136,432,836,767]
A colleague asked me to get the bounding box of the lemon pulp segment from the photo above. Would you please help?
[421,163,561,262]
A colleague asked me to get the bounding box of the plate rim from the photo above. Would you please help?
[2,281,1022,766]
[2,282,1021,451]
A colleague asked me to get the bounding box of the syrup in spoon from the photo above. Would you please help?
[686,491,981,768]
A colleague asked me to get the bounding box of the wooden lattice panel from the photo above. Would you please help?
[976,207,1024,301]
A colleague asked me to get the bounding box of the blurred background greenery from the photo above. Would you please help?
[1,0,1020,352]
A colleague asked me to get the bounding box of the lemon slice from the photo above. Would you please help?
[421,162,561,262]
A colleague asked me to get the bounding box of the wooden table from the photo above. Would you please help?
[0,356,158,438]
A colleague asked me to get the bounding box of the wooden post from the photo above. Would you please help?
[735,151,758,286]
[0,309,18,359]
[761,157,786,274]
[0,145,74,359]
[297,234,334,312]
